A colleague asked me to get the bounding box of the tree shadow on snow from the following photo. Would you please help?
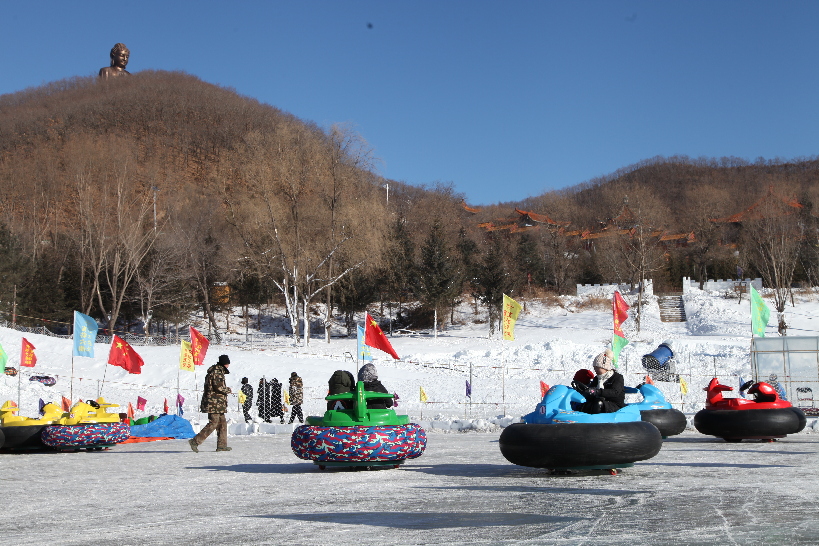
[188,463,307,474]
[250,510,581,530]
[644,461,790,469]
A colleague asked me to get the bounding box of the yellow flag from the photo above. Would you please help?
[284,390,290,405]
[679,376,689,395]
[179,340,194,372]
[239,391,247,404]
[502,294,522,341]
[420,386,428,403]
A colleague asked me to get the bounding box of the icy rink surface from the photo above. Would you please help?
[4,431,819,545]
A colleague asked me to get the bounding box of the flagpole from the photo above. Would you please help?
[101,360,108,394]
[469,361,473,419]
[71,315,75,401]
[70,355,75,401]
[501,337,506,416]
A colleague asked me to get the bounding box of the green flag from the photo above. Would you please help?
[611,334,628,366]
[750,285,770,337]
[0,341,6,373]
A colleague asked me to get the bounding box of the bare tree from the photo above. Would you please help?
[227,126,388,345]
[68,137,158,333]
[743,189,806,334]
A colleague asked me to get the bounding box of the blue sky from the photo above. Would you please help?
[2,1,818,205]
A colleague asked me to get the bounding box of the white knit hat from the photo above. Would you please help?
[592,352,613,370]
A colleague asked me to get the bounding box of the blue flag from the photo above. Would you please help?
[73,311,98,357]
[39,398,46,415]
[739,376,746,398]
[357,325,373,361]
[466,380,472,398]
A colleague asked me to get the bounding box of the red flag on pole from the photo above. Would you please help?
[20,338,36,367]
[364,313,400,359]
[108,335,144,374]
[612,291,630,338]
[539,381,550,398]
[645,375,655,385]
[127,402,135,420]
[163,398,169,414]
[136,396,147,411]
[61,396,71,411]
[190,327,209,366]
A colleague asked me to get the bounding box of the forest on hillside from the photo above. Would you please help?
[0,71,817,340]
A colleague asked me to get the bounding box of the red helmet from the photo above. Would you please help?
[748,382,777,401]
[573,369,594,386]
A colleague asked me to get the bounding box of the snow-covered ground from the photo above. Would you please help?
[5,431,819,545]
[2,289,819,544]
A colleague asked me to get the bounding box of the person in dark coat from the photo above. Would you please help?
[257,377,271,422]
[270,378,285,423]
[190,354,232,452]
[327,370,356,410]
[357,363,393,409]
[288,372,304,424]
[240,377,254,423]
[579,351,625,414]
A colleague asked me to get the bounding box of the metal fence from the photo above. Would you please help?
[752,336,819,414]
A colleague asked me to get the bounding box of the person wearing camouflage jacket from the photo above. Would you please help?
[190,354,232,452]
[288,372,304,424]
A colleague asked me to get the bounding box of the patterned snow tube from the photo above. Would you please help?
[291,423,427,463]
[640,408,688,437]
[41,423,131,448]
[694,407,806,441]
[0,425,47,449]
[29,375,56,386]
[499,421,663,469]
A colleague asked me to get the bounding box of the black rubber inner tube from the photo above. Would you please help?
[0,425,47,449]
[694,407,806,440]
[499,421,662,469]
[640,408,688,437]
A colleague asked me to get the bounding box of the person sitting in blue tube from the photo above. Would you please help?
[576,350,626,414]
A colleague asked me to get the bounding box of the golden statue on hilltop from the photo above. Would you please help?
[99,43,130,78]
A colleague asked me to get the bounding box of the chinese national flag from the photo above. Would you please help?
[612,291,630,338]
[163,398,169,414]
[364,313,399,359]
[540,381,550,398]
[20,338,36,367]
[108,335,144,374]
[190,327,209,366]
[61,396,71,411]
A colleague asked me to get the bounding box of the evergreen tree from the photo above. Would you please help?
[335,266,381,336]
[514,233,544,295]
[385,218,416,317]
[416,221,458,336]
[473,234,514,336]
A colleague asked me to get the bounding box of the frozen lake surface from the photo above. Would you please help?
[4,430,819,545]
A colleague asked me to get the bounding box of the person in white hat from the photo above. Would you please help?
[579,349,625,414]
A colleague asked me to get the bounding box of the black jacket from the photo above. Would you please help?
[362,379,393,409]
[327,370,355,410]
[592,371,626,411]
